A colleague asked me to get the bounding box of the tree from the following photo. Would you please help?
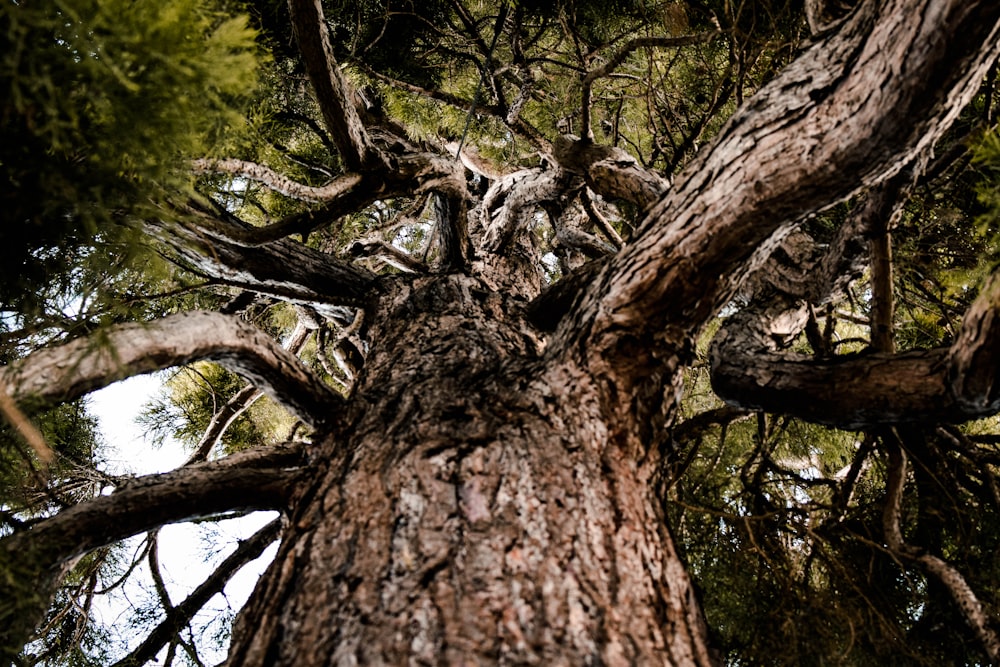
[2,0,1000,664]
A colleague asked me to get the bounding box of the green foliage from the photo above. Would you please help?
[0,0,260,318]
[139,361,294,456]
[0,400,104,521]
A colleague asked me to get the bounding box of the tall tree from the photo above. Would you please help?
[2,0,1000,664]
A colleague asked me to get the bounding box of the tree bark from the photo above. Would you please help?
[226,275,716,666]
[553,0,1000,427]
[0,310,341,428]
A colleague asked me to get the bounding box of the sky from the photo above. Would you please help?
[88,374,278,665]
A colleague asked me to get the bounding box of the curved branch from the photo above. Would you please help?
[0,445,302,659]
[480,166,578,253]
[551,0,1000,416]
[553,135,669,209]
[192,149,465,247]
[193,159,363,204]
[1,311,342,428]
[710,271,1000,428]
[186,322,312,465]
[110,518,282,667]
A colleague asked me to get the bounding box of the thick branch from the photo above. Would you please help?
[186,322,312,464]
[286,0,382,171]
[1,311,342,428]
[555,0,1000,401]
[433,192,472,271]
[554,135,669,209]
[0,445,302,658]
[710,271,1000,428]
[480,166,575,252]
[193,159,363,204]
[149,214,377,314]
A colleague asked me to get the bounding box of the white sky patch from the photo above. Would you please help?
[88,374,278,665]
[90,373,185,475]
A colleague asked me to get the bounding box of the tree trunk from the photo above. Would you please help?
[227,274,715,666]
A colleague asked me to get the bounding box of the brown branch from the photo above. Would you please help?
[193,159,363,204]
[710,268,1000,428]
[554,0,1000,409]
[432,192,472,272]
[0,445,302,658]
[349,240,428,274]
[580,189,623,249]
[1,311,342,429]
[110,518,281,667]
[149,213,377,314]
[882,436,1000,663]
[286,0,383,171]
[185,323,311,465]
[553,135,669,210]
[480,167,574,253]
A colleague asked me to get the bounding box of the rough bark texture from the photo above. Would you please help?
[5,0,1000,663]
[227,276,715,666]
[548,0,1000,439]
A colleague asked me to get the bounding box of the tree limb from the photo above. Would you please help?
[110,518,282,667]
[882,437,1000,663]
[553,135,669,209]
[1,311,342,429]
[551,0,1000,424]
[0,445,302,661]
[149,214,378,315]
[710,270,1000,428]
[286,0,383,171]
[193,159,363,204]
[185,322,312,465]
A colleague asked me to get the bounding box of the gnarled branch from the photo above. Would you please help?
[710,271,1000,428]
[193,159,363,204]
[552,0,1000,426]
[1,311,342,429]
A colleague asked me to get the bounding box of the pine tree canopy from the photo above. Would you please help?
[2,1,1000,665]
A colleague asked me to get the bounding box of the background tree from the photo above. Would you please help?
[2,0,1000,664]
